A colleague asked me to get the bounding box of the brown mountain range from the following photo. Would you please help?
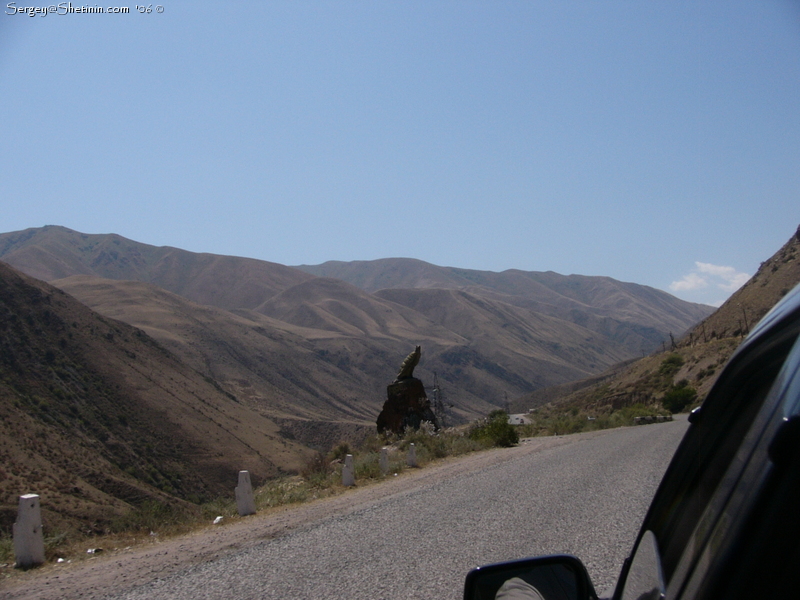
[0,226,711,434]
[296,258,711,352]
[0,226,712,428]
[0,225,718,533]
[0,225,313,310]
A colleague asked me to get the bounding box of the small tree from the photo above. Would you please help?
[469,411,519,447]
[662,383,697,413]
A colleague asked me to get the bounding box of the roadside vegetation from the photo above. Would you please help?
[519,402,672,437]
[0,400,672,572]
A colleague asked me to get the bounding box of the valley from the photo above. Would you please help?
[0,224,727,538]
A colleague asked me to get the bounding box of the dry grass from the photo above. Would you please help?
[0,423,496,572]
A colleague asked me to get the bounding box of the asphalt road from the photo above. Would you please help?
[102,418,688,600]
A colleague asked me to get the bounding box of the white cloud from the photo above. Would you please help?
[669,272,708,292]
[695,261,750,292]
[670,261,750,302]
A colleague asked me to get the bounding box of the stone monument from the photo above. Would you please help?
[376,346,439,434]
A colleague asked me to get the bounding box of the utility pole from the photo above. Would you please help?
[740,304,750,334]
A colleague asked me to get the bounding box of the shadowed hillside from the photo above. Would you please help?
[51,276,428,426]
[0,262,311,535]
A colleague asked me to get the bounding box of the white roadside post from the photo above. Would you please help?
[235,471,256,516]
[342,454,355,486]
[407,443,417,467]
[380,447,389,475]
[13,494,45,568]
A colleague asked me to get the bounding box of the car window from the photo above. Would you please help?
[616,314,800,598]
[714,439,800,600]
[681,334,800,600]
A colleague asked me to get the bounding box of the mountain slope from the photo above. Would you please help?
[0,262,310,535]
[49,275,522,424]
[682,226,800,342]
[513,226,800,415]
[297,259,713,350]
[51,272,630,426]
[51,275,391,422]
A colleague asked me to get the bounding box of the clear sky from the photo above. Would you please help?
[1,1,798,307]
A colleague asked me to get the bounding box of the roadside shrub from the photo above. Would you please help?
[520,403,668,436]
[469,411,519,447]
[256,478,310,507]
[300,450,329,479]
[200,496,237,520]
[442,433,484,455]
[354,452,382,479]
[399,426,448,463]
[659,353,685,377]
[549,416,584,436]
[328,442,351,462]
[0,532,12,564]
[662,383,697,413]
[44,530,70,561]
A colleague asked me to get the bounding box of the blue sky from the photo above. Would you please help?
[1,1,798,307]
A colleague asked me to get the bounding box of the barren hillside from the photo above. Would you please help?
[0,262,311,535]
[514,226,800,417]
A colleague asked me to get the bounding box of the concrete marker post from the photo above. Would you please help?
[380,447,389,475]
[342,454,355,486]
[407,443,417,467]
[13,494,45,568]
[235,470,257,516]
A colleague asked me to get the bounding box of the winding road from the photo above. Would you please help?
[111,418,686,599]
[2,417,688,600]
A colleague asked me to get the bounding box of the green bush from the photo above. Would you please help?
[659,353,685,377]
[300,450,329,478]
[256,478,310,507]
[354,452,383,479]
[468,411,519,447]
[519,403,668,436]
[662,384,697,413]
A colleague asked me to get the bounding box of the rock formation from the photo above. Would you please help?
[377,346,439,434]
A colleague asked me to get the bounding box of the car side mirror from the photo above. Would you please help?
[464,554,598,600]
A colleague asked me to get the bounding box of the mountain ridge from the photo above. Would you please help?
[1,225,713,425]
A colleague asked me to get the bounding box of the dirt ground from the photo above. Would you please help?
[0,435,577,600]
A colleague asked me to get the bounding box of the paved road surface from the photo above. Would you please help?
[102,418,688,600]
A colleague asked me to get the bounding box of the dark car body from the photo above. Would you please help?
[465,282,800,600]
